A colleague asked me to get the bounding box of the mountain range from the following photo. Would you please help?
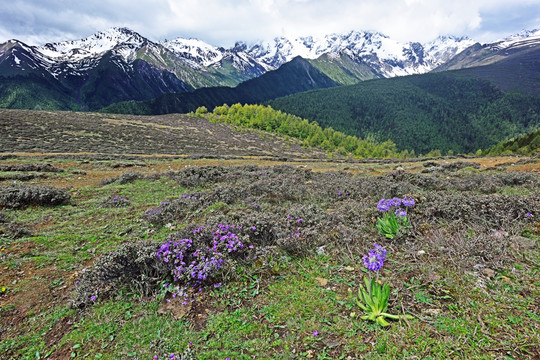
[3,26,529,111]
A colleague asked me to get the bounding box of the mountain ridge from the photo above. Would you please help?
[1,26,540,111]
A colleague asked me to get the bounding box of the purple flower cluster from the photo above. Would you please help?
[112,195,127,203]
[377,196,415,216]
[213,224,244,253]
[144,208,162,217]
[363,244,387,272]
[286,215,305,239]
[153,343,194,360]
[179,193,197,200]
[157,224,249,294]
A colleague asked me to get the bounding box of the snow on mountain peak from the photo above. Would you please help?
[36,27,147,62]
[494,27,540,49]
[245,30,476,76]
[160,37,223,67]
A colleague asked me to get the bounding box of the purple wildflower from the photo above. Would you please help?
[402,196,415,207]
[363,244,387,272]
[395,208,407,217]
[526,212,532,217]
[313,330,319,336]
[389,197,402,207]
[377,199,391,212]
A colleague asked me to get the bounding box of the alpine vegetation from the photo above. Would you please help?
[357,244,413,326]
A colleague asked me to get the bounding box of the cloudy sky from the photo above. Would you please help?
[1,0,539,46]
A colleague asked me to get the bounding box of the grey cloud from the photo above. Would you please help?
[0,0,538,46]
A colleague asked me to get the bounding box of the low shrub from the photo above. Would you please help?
[0,222,32,239]
[72,241,168,309]
[100,171,143,185]
[0,163,64,172]
[99,195,130,208]
[0,185,71,209]
[0,173,47,181]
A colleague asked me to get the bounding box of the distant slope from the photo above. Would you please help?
[267,72,540,154]
[434,42,540,95]
[306,53,381,85]
[102,57,339,115]
[0,108,327,158]
[484,127,540,156]
[0,75,80,110]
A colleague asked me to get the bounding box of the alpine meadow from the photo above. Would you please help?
[1,16,539,360]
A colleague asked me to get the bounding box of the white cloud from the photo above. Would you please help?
[0,0,539,46]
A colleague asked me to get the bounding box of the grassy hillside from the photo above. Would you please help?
[101,57,339,115]
[268,73,540,154]
[1,107,539,358]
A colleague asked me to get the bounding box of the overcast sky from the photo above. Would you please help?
[1,0,539,47]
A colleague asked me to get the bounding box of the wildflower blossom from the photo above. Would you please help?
[363,244,387,272]
[402,196,415,207]
[377,199,391,212]
[389,197,402,207]
[395,208,407,217]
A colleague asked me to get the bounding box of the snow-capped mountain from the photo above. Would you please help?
[1,26,539,111]
[160,37,224,67]
[490,28,540,50]
[0,27,266,87]
[159,38,267,76]
[38,27,147,63]
[434,28,540,73]
[245,31,475,77]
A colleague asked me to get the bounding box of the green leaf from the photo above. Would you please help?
[376,316,390,327]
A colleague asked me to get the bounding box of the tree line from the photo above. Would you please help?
[195,103,405,158]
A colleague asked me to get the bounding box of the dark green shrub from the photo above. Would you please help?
[0,185,71,209]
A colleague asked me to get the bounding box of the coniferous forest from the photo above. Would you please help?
[268,73,540,154]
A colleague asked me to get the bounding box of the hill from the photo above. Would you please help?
[0,108,328,159]
[267,72,540,154]
[101,57,339,115]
